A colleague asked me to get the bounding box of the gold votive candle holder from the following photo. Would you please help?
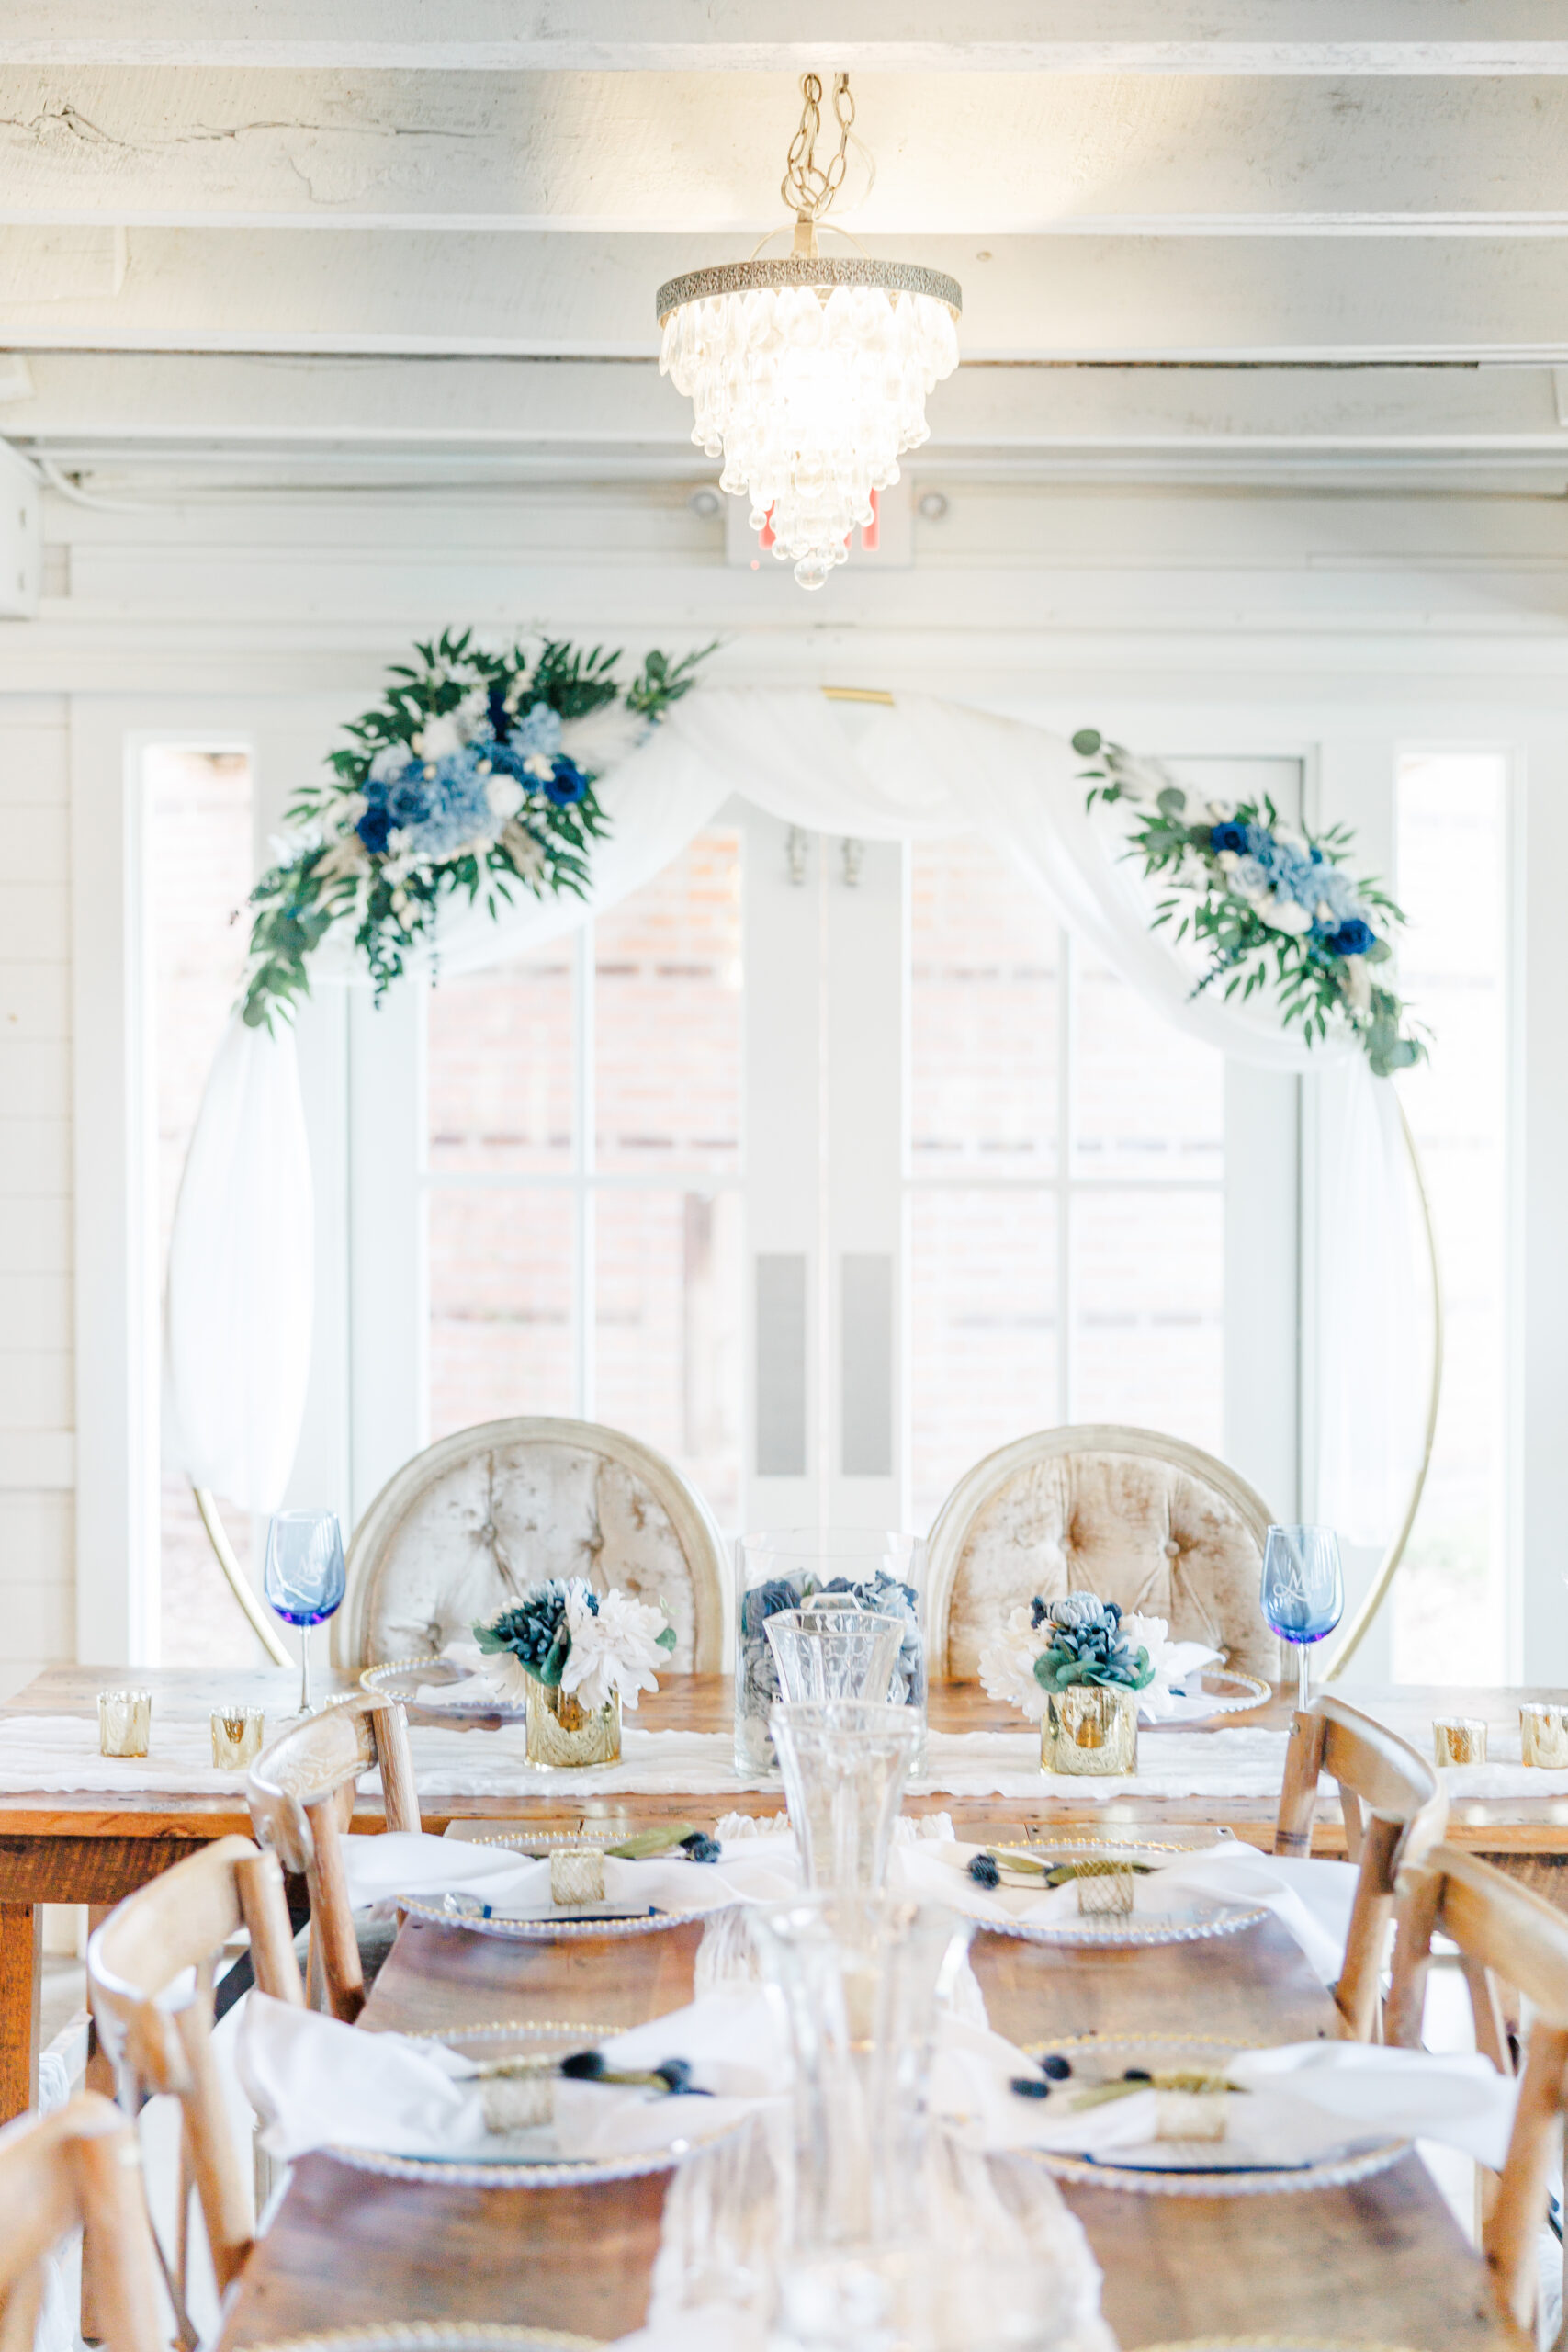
[1521,1702,1568,1769]
[549,1847,606,1905]
[210,1704,265,1770]
[97,1689,152,1758]
[1075,1860,1137,1917]
[1433,1716,1488,1767]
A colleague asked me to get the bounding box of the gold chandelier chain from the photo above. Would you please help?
[781,71,854,223]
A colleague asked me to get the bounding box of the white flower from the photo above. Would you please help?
[368,742,410,784]
[486,773,525,821]
[1204,799,1235,823]
[1258,892,1313,935]
[1215,849,1240,873]
[559,1585,672,1714]
[523,751,556,781]
[314,831,367,882]
[418,712,464,763]
[1119,1611,1168,1660]
[976,1603,1051,1723]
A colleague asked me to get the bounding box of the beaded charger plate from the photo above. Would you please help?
[399,1884,726,1943]
[362,1657,528,1728]
[937,1840,1271,1950]
[244,2331,603,2352]
[1018,2034,1407,2199]
[1144,1666,1272,1725]
[326,2022,740,2188]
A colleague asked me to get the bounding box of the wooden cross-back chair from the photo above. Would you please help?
[1273,1693,1448,2041]
[246,1691,420,2023]
[1388,1842,1568,2342]
[86,1835,304,2331]
[0,2092,164,2352]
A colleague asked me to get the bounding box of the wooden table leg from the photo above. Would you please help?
[81,1904,115,2346]
[0,1900,40,2121]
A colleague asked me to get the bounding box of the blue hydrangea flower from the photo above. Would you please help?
[514,703,563,762]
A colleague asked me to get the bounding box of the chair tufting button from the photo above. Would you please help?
[1165,1539,1180,1558]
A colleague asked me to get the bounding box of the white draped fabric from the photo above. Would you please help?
[166,687,1417,1535]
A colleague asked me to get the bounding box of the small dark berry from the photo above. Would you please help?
[1041,2054,1072,2080]
[652,2059,709,2097]
[680,1833,722,1865]
[1010,2076,1052,2099]
[1122,2068,1152,2083]
[968,1853,1001,1887]
[559,2050,606,2080]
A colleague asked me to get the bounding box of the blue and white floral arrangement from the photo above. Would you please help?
[242,628,711,1028]
[469,1578,678,1714]
[736,1567,924,1773]
[1076,729,1425,1079]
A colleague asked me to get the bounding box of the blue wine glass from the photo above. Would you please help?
[1260,1524,1345,1713]
[264,1509,347,1716]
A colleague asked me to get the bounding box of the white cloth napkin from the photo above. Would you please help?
[896,1838,1359,1986]
[1138,1640,1227,1722]
[236,1986,784,2165]
[340,1828,796,1922]
[938,2023,1517,2173]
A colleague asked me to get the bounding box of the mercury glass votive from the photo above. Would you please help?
[210,1704,265,1770]
[1521,1702,1568,1769]
[97,1689,152,1758]
[1433,1716,1488,1768]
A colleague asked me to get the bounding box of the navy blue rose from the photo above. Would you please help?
[1209,820,1247,854]
[1327,918,1375,958]
[543,758,589,808]
[355,801,393,854]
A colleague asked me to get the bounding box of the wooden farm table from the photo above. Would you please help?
[217,1836,1519,2351]
[4,1663,1568,2126]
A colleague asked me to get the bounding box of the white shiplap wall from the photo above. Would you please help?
[0,695,73,1699]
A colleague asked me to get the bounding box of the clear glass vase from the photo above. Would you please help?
[524,1679,622,1769]
[735,1532,927,1775]
[770,1698,920,1894]
[748,1894,975,2258]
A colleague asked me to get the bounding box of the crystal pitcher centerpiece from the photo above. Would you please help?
[736,1532,926,1775]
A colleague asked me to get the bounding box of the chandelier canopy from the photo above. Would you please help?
[656,74,962,591]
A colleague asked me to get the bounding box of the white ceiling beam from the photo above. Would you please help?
[7,353,1568,460]
[4,4,1568,74]
[5,71,1568,233]
[8,227,1568,363]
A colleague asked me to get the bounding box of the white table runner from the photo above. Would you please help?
[4,1710,1564,1803]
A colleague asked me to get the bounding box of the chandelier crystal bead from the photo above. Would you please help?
[655,75,961,592]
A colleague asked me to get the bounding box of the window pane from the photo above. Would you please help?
[910,834,1058,1173]
[427,949,574,1175]
[1392,752,1508,1683]
[595,829,742,1174]
[1072,1189,1224,1449]
[1073,949,1224,1180]
[429,1189,575,1437]
[595,1189,742,1523]
[147,747,256,1669]
[909,1189,1057,1530]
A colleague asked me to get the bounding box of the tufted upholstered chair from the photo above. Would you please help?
[926,1424,1280,1682]
[333,1414,728,1672]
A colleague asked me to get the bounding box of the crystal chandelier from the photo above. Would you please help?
[656,74,961,591]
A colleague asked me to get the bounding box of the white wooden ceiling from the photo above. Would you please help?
[7,3,1568,488]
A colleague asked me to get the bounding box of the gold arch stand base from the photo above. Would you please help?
[192,1484,292,1667]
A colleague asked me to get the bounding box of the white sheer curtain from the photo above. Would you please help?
[165,688,1416,1536]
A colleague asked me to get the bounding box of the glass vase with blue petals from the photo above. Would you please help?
[1260,1524,1344,1713]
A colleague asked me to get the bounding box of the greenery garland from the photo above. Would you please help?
[242,628,712,1029]
[1075,728,1426,1078]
